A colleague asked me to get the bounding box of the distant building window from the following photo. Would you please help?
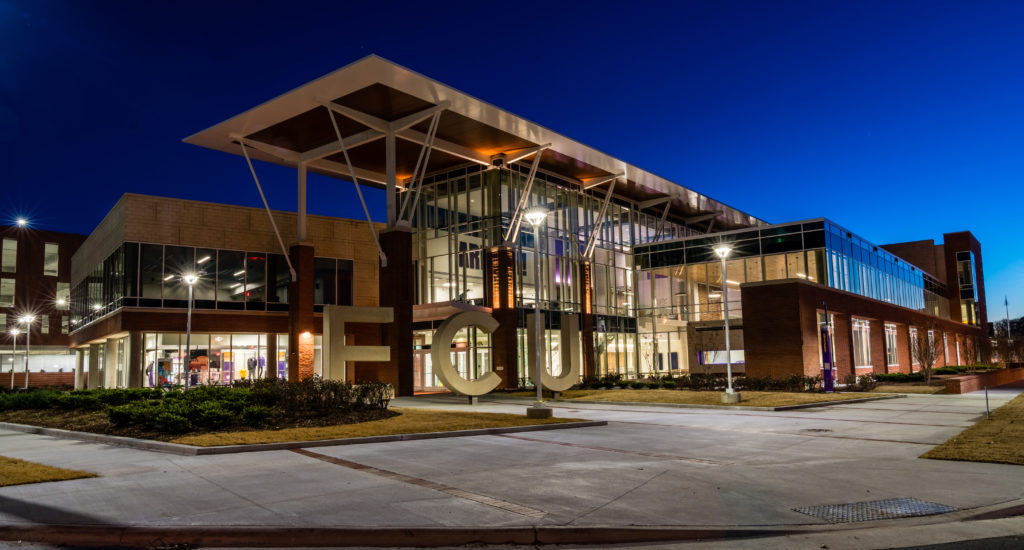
[910,328,920,368]
[61,315,69,335]
[43,243,59,276]
[0,313,6,329]
[56,282,70,309]
[0,278,14,307]
[39,314,49,335]
[1,239,15,273]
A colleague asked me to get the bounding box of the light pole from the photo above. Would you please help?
[18,315,35,390]
[524,206,552,418]
[182,273,198,388]
[713,245,740,403]
[8,328,19,390]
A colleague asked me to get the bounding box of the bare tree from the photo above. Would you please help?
[911,327,941,385]
[962,337,976,367]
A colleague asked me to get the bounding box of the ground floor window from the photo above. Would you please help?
[142,333,306,387]
[885,323,898,366]
[413,327,492,392]
[851,318,871,368]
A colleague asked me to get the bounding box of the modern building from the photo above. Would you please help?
[8,55,990,393]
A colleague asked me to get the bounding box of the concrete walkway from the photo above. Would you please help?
[0,389,1021,548]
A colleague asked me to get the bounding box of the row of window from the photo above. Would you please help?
[0,278,69,309]
[1,238,60,276]
[71,242,355,330]
[0,312,67,335]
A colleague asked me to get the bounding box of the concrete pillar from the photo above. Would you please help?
[379,228,413,396]
[869,319,887,374]
[104,338,119,388]
[832,313,853,382]
[288,243,315,381]
[128,332,142,388]
[486,246,519,389]
[895,324,912,374]
[266,333,278,379]
[74,349,85,390]
[87,343,101,389]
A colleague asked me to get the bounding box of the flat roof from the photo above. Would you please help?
[185,55,765,233]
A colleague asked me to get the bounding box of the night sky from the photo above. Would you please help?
[1,1,1021,318]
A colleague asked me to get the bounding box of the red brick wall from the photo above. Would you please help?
[945,368,1024,394]
[0,372,75,389]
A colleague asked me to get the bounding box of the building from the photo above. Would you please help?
[9,55,990,393]
[1,224,86,387]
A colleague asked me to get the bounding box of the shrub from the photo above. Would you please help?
[874,372,925,383]
[661,380,678,389]
[53,392,104,411]
[0,390,58,411]
[190,401,234,430]
[153,412,191,433]
[241,406,273,427]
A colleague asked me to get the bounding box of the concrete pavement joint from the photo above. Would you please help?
[484,393,905,411]
[492,433,726,465]
[290,448,546,519]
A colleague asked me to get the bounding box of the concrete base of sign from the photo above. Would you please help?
[467,396,479,405]
[721,391,742,404]
[526,403,553,419]
[552,391,561,399]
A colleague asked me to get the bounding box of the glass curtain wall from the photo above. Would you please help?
[142,332,295,387]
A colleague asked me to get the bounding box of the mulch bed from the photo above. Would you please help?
[0,408,399,442]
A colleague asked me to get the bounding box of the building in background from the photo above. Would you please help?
[0,224,86,387]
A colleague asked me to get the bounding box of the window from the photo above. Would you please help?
[0,313,6,328]
[43,243,59,276]
[56,282,70,309]
[61,315,68,335]
[0,278,13,307]
[852,318,872,368]
[885,324,898,366]
[910,328,920,367]
[39,314,49,334]
[1,239,15,273]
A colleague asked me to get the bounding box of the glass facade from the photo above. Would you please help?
[71,242,355,329]
[141,332,305,387]
[409,164,700,384]
[956,250,979,325]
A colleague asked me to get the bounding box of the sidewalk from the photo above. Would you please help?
[1,390,1021,548]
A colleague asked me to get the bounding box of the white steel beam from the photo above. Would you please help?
[389,101,450,132]
[639,196,672,209]
[397,128,490,165]
[318,101,390,132]
[683,212,720,225]
[581,173,623,190]
[501,143,552,165]
[583,179,619,259]
[503,149,548,246]
[654,202,672,241]
[299,128,384,162]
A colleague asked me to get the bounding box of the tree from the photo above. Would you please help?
[911,327,941,385]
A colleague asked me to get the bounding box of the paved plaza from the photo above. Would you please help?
[1,389,1022,548]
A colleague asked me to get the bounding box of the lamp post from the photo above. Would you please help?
[8,328,19,390]
[713,245,740,403]
[18,315,35,390]
[524,206,552,418]
[182,273,198,388]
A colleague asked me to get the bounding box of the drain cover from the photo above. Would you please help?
[794,497,956,523]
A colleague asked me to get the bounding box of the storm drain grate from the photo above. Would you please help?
[794,497,956,523]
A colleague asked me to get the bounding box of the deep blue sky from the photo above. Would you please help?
[1,1,1021,318]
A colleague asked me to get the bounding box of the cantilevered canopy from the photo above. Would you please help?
[184,55,763,233]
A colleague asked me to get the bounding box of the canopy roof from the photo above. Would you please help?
[185,55,764,232]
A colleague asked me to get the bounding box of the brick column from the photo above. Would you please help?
[486,246,519,389]
[832,313,853,381]
[266,333,278,379]
[895,324,911,374]
[288,243,315,381]
[379,228,413,396]
[869,319,887,374]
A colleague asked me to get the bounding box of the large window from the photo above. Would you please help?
[852,318,871,368]
[0,278,13,307]
[885,323,898,366]
[1,239,15,273]
[43,243,59,276]
[56,282,70,309]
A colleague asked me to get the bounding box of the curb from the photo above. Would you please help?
[0,525,802,548]
[0,420,608,456]
[482,393,906,411]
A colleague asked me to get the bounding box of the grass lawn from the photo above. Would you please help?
[0,456,95,487]
[515,389,884,407]
[172,408,583,446]
[922,392,1024,465]
[873,385,945,394]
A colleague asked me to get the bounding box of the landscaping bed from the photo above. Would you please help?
[0,456,95,487]
[0,379,395,442]
[922,392,1024,465]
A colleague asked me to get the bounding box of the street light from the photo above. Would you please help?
[15,217,28,228]
[524,206,553,418]
[713,245,740,403]
[18,315,35,390]
[182,273,198,389]
[8,328,19,390]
